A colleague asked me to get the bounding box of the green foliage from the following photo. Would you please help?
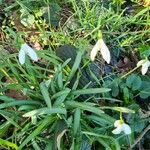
[126,74,142,91]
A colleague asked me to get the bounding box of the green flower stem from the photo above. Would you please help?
[120,65,140,79]
[120,112,124,123]
[121,58,147,79]
[0,68,15,83]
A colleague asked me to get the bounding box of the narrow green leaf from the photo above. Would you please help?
[23,108,66,117]
[101,106,135,113]
[53,88,71,107]
[57,65,63,90]
[0,100,41,109]
[51,88,71,99]
[71,88,111,95]
[18,105,37,111]
[73,108,81,136]
[0,138,18,150]
[65,101,104,114]
[67,50,84,81]
[0,95,15,102]
[40,82,52,108]
[66,101,115,123]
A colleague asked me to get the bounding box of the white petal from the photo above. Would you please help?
[112,126,122,134]
[122,123,131,135]
[137,59,146,67]
[18,49,26,65]
[99,39,111,64]
[90,40,101,61]
[141,61,150,75]
[22,43,39,62]
[114,120,121,127]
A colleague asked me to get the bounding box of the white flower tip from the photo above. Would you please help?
[29,52,39,62]
[112,127,122,134]
[137,60,145,67]
[141,61,150,75]
[18,49,26,65]
[122,124,131,135]
[112,120,131,135]
[99,39,111,64]
[114,120,121,127]
[90,39,111,63]
[90,41,100,61]
[19,43,39,64]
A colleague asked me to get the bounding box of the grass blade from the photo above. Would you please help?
[65,101,104,114]
[40,82,52,108]
[23,108,66,117]
[0,138,18,150]
[73,108,81,136]
[67,50,84,81]
[71,88,111,95]
[0,100,41,109]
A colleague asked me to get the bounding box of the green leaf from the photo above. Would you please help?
[40,82,52,108]
[87,115,112,126]
[67,50,84,81]
[51,88,71,99]
[138,45,150,57]
[65,101,104,113]
[57,65,63,90]
[101,106,135,113]
[71,88,111,95]
[73,108,81,136]
[0,138,18,150]
[53,88,71,107]
[126,74,142,91]
[0,95,15,102]
[23,108,66,117]
[0,100,41,109]
[139,81,150,99]
[123,87,130,104]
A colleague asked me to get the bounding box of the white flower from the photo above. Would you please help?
[90,39,111,64]
[137,59,150,75]
[112,120,131,135]
[19,43,39,65]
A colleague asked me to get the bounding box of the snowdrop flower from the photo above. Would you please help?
[19,43,39,65]
[112,120,131,135]
[90,39,111,64]
[137,59,150,75]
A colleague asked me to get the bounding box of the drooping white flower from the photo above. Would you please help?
[18,43,39,65]
[137,59,150,75]
[90,39,111,64]
[112,120,131,135]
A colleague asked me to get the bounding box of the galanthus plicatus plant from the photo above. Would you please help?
[18,43,39,65]
[90,31,111,64]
